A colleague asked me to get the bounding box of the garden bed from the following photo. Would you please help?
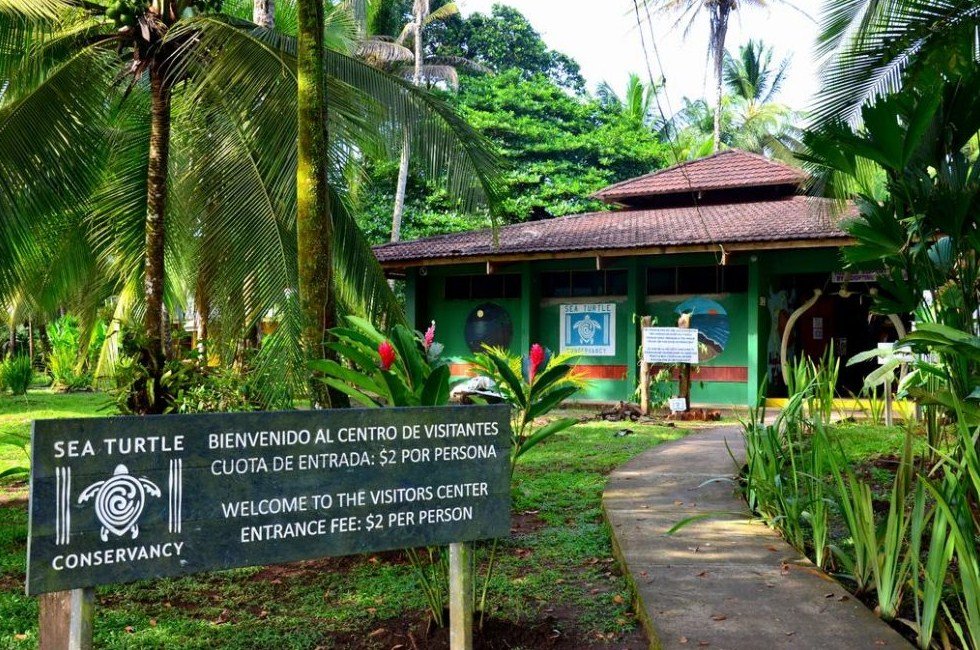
[739,409,976,649]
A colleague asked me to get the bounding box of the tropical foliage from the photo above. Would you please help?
[645,0,802,151]
[758,3,980,642]
[468,344,584,470]
[663,40,801,162]
[312,317,450,408]
[359,68,670,234]
[0,0,502,410]
[424,3,585,92]
[813,0,980,124]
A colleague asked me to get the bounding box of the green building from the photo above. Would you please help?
[375,150,900,408]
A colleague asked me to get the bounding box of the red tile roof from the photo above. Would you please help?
[593,149,807,202]
[374,196,853,267]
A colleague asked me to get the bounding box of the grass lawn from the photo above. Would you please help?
[826,420,930,463]
[0,390,115,478]
[0,393,689,649]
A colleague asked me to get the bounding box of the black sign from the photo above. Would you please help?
[27,406,511,595]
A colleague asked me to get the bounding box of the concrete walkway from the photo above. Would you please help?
[603,426,911,650]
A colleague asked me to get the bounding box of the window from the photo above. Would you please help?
[646,265,748,295]
[677,266,717,294]
[444,274,522,300]
[541,270,628,298]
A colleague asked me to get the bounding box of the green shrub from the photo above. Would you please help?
[47,315,90,391]
[2,356,34,395]
[164,361,255,414]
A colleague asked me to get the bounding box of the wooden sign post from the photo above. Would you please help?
[28,406,512,650]
[449,542,473,650]
[639,316,652,414]
[39,588,93,650]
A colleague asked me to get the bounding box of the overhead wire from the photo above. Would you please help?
[631,0,721,260]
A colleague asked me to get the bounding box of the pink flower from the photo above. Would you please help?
[529,343,545,382]
[424,321,436,350]
[378,341,396,371]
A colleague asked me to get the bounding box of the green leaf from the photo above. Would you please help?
[527,385,580,422]
[308,358,383,395]
[528,362,573,400]
[324,340,377,373]
[379,369,416,407]
[419,364,450,406]
[390,324,426,389]
[515,417,577,459]
[316,377,380,408]
[485,351,527,409]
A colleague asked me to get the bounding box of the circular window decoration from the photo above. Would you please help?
[464,303,513,353]
[675,297,730,362]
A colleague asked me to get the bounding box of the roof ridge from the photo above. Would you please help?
[593,149,805,201]
[592,149,736,197]
[374,207,627,250]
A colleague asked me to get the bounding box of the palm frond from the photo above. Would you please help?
[812,0,979,125]
[0,44,118,301]
[355,36,414,64]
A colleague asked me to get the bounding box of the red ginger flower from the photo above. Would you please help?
[424,321,436,349]
[529,343,545,382]
[378,341,396,371]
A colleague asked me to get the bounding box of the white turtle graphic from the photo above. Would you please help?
[572,314,602,345]
[78,464,161,542]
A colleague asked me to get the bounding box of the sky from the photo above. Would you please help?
[458,0,824,114]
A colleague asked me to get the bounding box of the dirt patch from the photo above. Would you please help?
[330,611,647,649]
[0,573,24,591]
[249,551,408,583]
[510,509,547,536]
[0,485,28,508]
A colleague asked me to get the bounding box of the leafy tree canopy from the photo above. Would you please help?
[358,69,669,240]
[425,4,585,92]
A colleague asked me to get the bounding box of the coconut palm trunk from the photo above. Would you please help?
[709,1,732,152]
[253,0,275,27]
[144,63,172,369]
[297,0,334,406]
[390,2,428,243]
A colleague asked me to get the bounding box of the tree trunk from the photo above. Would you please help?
[391,132,411,242]
[27,319,33,363]
[390,17,427,242]
[680,363,692,412]
[141,63,172,412]
[253,0,275,28]
[297,0,333,407]
[195,281,209,362]
[709,4,730,153]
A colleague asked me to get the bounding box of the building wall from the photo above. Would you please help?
[407,247,845,407]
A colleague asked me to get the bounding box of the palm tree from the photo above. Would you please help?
[598,72,659,127]
[812,0,979,125]
[723,38,788,105]
[723,40,800,160]
[296,0,334,404]
[359,0,476,243]
[660,40,800,162]
[646,0,803,152]
[0,0,502,409]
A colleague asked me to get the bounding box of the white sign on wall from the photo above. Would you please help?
[642,327,699,364]
[560,303,616,356]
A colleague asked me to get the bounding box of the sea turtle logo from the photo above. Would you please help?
[573,314,602,345]
[78,464,161,542]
